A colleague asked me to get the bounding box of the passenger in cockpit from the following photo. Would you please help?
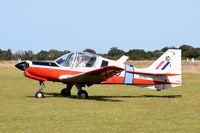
[76,56,86,67]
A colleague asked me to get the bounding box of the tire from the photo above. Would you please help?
[77,90,88,99]
[60,88,71,97]
[35,91,44,98]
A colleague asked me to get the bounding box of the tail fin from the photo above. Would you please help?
[117,55,129,63]
[134,49,182,91]
[148,49,181,75]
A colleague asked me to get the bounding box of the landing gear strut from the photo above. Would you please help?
[60,84,73,97]
[34,82,89,99]
[76,84,88,99]
[35,81,45,98]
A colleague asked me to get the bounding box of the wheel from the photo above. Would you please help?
[35,91,44,98]
[77,90,88,99]
[61,88,71,97]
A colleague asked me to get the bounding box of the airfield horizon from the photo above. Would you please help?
[1,60,199,74]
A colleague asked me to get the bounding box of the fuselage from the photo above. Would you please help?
[16,60,180,86]
[15,50,182,99]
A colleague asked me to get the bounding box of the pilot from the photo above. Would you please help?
[76,56,86,67]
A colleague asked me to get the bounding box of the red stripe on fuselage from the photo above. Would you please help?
[156,61,164,70]
[134,78,181,85]
[102,77,180,85]
[125,71,181,76]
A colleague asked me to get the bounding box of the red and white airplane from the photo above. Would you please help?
[15,49,181,99]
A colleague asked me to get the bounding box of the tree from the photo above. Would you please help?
[126,49,147,60]
[0,49,12,60]
[36,50,49,60]
[13,50,35,60]
[161,46,177,52]
[145,51,159,60]
[0,49,3,60]
[83,49,96,54]
[24,50,34,60]
[107,47,125,57]
[48,50,68,60]
[151,50,163,59]
[179,45,193,52]
[13,50,24,60]
[6,49,12,60]
[184,48,200,58]
[179,45,195,58]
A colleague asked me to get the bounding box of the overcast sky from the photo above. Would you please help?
[0,0,200,53]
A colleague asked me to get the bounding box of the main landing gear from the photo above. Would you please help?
[60,84,73,97]
[60,84,88,99]
[35,81,45,98]
[75,84,88,99]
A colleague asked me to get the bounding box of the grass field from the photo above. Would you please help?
[0,62,200,133]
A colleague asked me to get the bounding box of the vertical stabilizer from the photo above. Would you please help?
[134,49,182,90]
[148,49,181,75]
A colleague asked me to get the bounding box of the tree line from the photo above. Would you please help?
[0,44,199,61]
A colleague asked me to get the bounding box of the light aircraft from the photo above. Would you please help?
[15,49,181,99]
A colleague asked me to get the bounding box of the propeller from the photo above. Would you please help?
[15,61,29,71]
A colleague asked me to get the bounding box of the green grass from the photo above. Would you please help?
[0,68,200,133]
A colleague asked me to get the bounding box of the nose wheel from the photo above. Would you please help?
[35,91,44,98]
[35,81,45,98]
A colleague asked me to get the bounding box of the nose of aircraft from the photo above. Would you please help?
[15,61,29,71]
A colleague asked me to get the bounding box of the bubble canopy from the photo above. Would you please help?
[54,52,97,67]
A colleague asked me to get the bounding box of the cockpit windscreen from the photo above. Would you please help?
[54,52,97,67]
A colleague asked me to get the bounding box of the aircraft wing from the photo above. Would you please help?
[59,66,124,83]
